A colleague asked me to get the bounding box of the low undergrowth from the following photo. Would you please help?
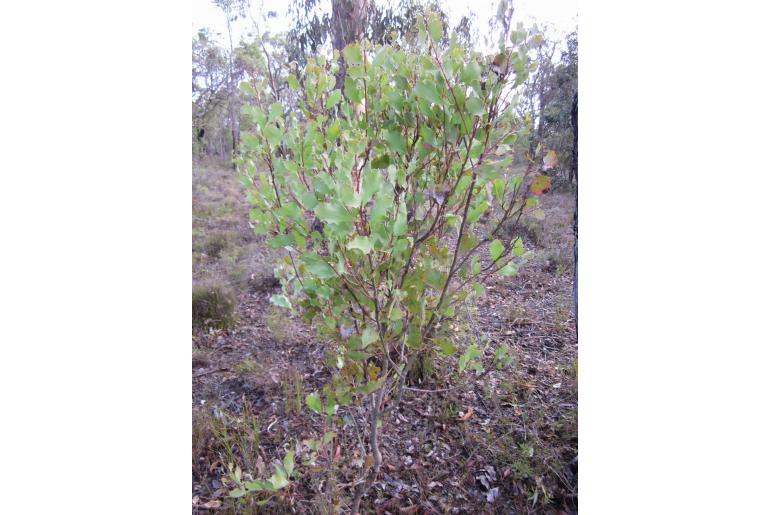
[192,282,238,330]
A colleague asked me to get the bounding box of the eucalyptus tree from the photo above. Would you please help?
[213,0,251,157]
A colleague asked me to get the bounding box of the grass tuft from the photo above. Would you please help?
[192,282,238,330]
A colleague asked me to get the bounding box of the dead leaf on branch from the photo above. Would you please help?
[529,175,552,196]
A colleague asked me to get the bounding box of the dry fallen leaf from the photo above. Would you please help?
[486,487,500,503]
[458,406,475,422]
[202,500,222,509]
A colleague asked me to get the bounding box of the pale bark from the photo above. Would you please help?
[331,0,369,90]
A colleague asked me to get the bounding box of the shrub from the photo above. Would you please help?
[238,13,544,511]
[192,282,238,330]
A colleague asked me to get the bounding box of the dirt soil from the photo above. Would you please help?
[192,160,577,514]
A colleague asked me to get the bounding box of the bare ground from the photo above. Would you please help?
[192,160,577,514]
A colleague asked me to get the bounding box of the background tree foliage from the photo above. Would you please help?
[194,0,496,161]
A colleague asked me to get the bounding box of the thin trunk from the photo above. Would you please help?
[225,6,239,163]
[350,381,385,514]
[571,91,578,324]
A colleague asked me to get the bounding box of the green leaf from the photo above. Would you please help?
[459,344,481,373]
[436,338,457,356]
[315,202,354,224]
[490,239,504,262]
[287,75,300,91]
[361,326,378,348]
[263,124,282,147]
[276,203,303,223]
[343,44,362,65]
[270,464,289,489]
[306,392,322,414]
[269,102,283,121]
[359,380,383,395]
[268,234,292,249]
[346,350,370,361]
[513,237,525,257]
[241,133,260,150]
[371,190,393,225]
[361,169,383,204]
[393,202,407,236]
[344,76,362,104]
[371,153,391,169]
[467,199,487,224]
[239,81,256,97]
[465,95,485,117]
[386,130,406,154]
[493,179,505,204]
[244,480,274,492]
[414,81,442,105]
[339,184,360,208]
[495,344,514,369]
[326,89,342,109]
[283,450,295,477]
[427,13,443,43]
[498,263,518,276]
[426,269,446,289]
[471,255,481,275]
[302,254,336,279]
[461,60,481,85]
[301,190,318,209]
[327,120,341,140]
[325,395,337,416]
[229,488,247,498]
[270,294,291,309]
[347,235,373,254]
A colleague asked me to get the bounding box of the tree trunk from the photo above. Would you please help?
[332,0,369,91]
[230,93,239,164]
[571,92,578,324]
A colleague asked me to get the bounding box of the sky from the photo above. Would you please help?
[192,0,577,49]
